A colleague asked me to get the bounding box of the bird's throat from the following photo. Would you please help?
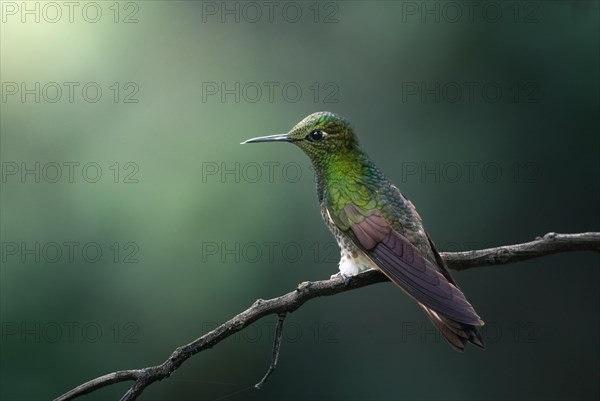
[313,150,377,204]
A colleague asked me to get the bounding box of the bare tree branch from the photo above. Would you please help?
[442,232,600,270]
[54,232,600,401]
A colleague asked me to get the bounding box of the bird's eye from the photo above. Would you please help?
[307,130,325,142]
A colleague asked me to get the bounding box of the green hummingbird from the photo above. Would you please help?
[242,111,484,351]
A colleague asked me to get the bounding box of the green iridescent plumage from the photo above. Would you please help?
[242,111,485,351]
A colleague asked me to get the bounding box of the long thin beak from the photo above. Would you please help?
[241,134,292,144]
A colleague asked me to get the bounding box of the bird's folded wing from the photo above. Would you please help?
[336,203,483,325]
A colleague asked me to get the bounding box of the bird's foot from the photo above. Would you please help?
[330,272,351,286]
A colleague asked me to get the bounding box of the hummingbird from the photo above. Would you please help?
[242,111,484,351]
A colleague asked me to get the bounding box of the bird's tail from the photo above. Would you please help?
[420,305,485,352]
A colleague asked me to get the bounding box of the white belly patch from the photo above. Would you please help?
[338,251,377,276]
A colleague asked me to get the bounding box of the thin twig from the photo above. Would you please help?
[255,313,287,389]
[55,232,600,401]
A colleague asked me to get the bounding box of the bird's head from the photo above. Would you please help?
[242,111,360,166]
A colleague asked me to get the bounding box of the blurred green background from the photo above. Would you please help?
[1,1,599,400]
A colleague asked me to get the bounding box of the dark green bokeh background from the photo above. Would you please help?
[1,1,599,400]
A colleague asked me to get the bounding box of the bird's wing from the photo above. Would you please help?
[333,202,483,325]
